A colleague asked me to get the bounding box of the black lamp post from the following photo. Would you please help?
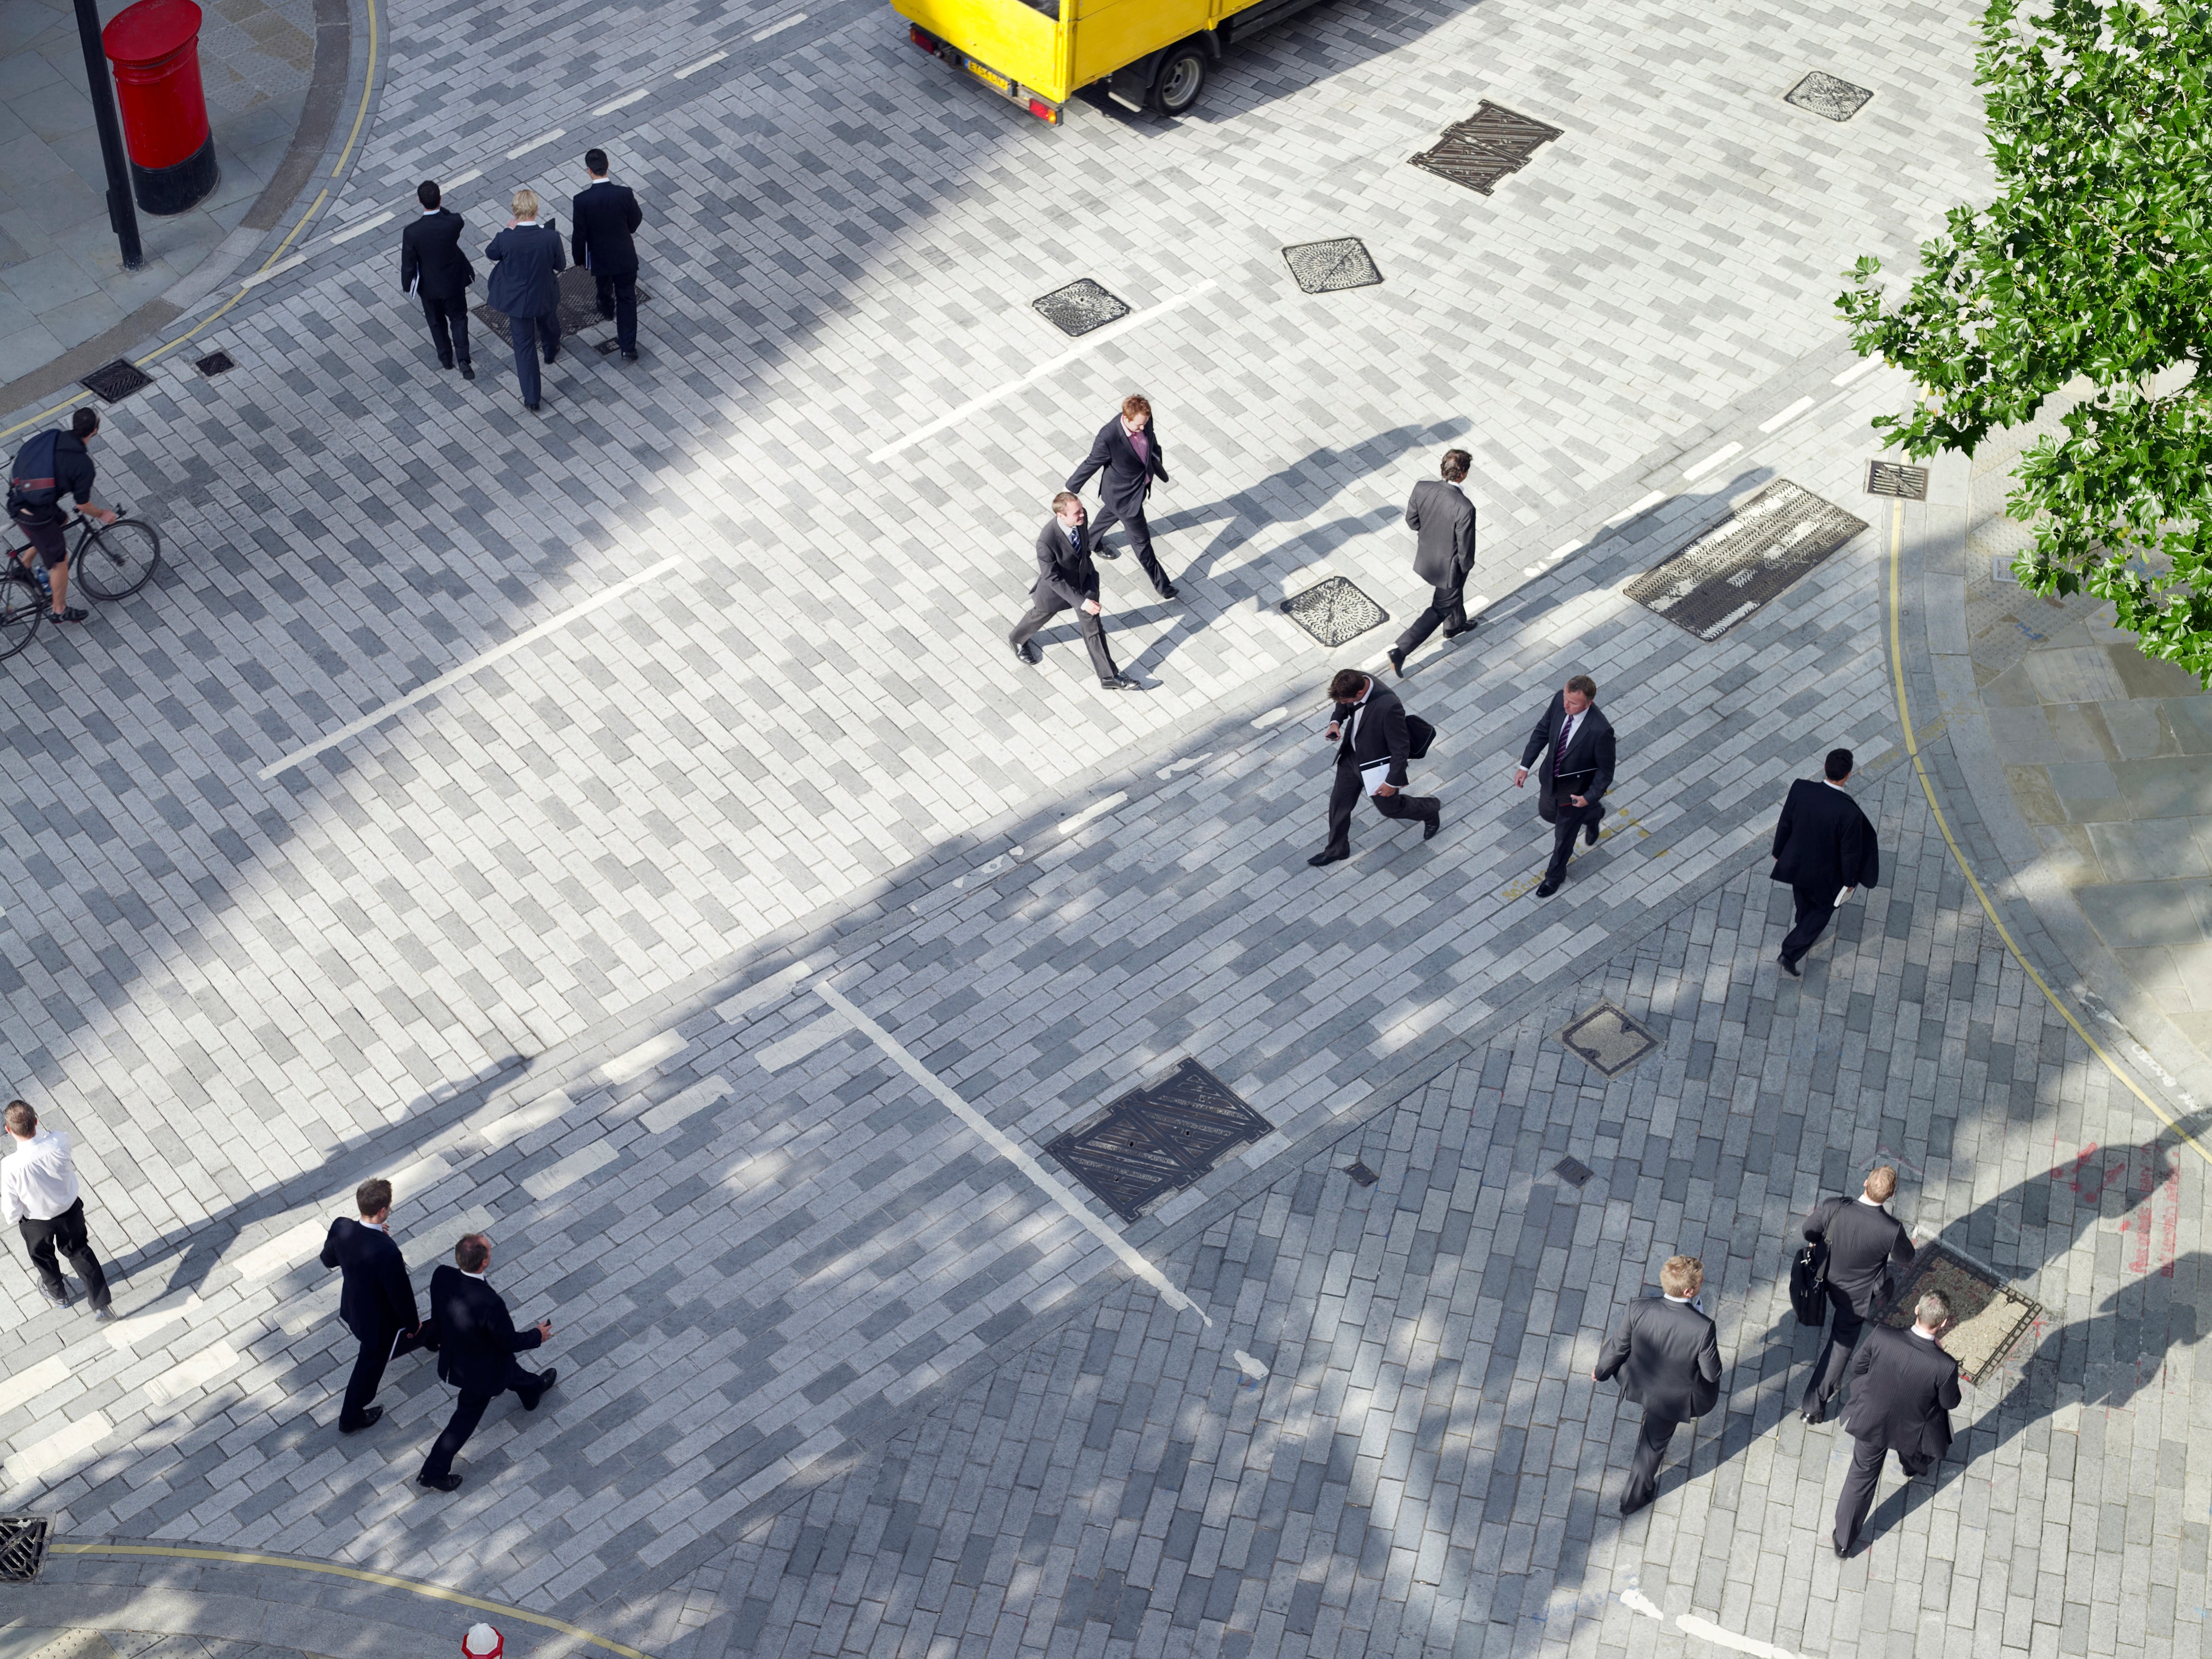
[71,0,144,270]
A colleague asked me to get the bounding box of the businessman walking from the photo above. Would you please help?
[1799,1165,1916,1425]
[1592,1255,1722,1514]
[571,148,643,361]
[1067,394,1176,599]
[1387,448,1477,675]
[1307,668,1440,866]
[1,1100,113,1318]
[321,1177,436,1433]
[1833,1290,1960,1556]
[1010,492,1141,690]
[1514,674,1616,898]
[418,1233,557,1492]
[1771,746,1882,976]
[484,188,568,411]
[399,180,476,378]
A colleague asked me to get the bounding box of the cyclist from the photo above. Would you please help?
[8,408,118,625]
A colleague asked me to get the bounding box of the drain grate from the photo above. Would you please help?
[1866,460,1929,500]
[1282,238,1382,295]
[1344,1160,1379,1187]
[1625,480,1869,640]
[0,1517,50,1582]
[194,351,235,377]
[1409,101,1563,195]
[1879,1243,2041,1383]
[80,358,153,403]
[1045,1059,1273,1223]
[1553,1156,1596,1189]
[1784,70,1873,122]
[1558,1002,1660,1079]
[1280,575,1387,646]
[1032,278,1130,337]
[476,267,649,347]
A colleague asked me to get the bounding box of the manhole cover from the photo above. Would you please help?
[80,358,153,403]
[1282,238,1382,295]
[194,351,236,377]
[1558,1002,1659,1079]
[475,266,650,346]
[1879,1243,2041,1383]
[1032,278,1130,337]
[1624,480,1869,640]
[1280,576,1387,646]
[1866,460,1929,500]
[1409,101,1563,195]
[1045,1059,1273,1223]
[1553,1156,1595,1188]
[0,1516,50,1582]
[1784,70,1873,122]
[1344,1160,1379,1187]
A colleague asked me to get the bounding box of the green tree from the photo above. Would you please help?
[1836,0,2212,682]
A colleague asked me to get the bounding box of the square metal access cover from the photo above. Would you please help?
[0,1516,51,1582]
[475,266,650,346]
[80,358,153,403]
[194,351,236,377]
[1554,1156,1596,1188]
[1866,460,1929,500]
[1785,70,1874,122]
[1409,101,1563,195]
[1879,1243,2042,1383]
[1558,1002,1659,1079]
[1625,480,1869,640]
[1283,238,1382,295]
[1033,279,1130,337]
[1046,1059,1273,1223]
[1280,576,1387,646]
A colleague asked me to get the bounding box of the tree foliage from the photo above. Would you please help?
[1837,0,2212,681]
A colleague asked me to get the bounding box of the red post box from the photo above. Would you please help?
[101,0,219,216]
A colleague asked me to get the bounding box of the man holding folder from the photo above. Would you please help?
[1308,668,1441,866]
[1771,747,1881,976]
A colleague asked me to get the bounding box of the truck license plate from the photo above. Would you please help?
[965,60,1011,93]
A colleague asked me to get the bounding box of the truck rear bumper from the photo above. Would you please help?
[907,25,1064,123]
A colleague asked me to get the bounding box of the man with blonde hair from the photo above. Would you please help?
[484,187,568,410]
[1798,1164,1915,1424]
[1592,1254,1721,1514]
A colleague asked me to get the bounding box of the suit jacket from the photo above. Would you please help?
[1842,1323,1959,1459]
[427,1263,543,1395]
[570,180,643,276]
[484,222,567,317]
[1032,518,1101,609]
[1405,478,1476,586]
[400,209,474,300]
[1066,418,1168,518]
[1520,692,1616,802]
[1771,778,1880,892]
[1330,683,1413,789]
[320,1216,420,1344]
[1804,1195,1915,1318]
[1594,1295,1722,1421]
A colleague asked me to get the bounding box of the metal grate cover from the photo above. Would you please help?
[1280,575,1387,646]
[1866,460,1929,500]
[1409,101,1563,195]
[80,358,153,403]
[1553,1156,1595,1188]
[1784,70,1874,122]
[1032,278,1130,337]
[1344,1160,1379,1187]
[0,1516,50,1582]
[1558,1002,1659,1079]
[1878,1243,2041,1383]
[194,351,235,377]
[1282,238,1382,295]
[1046,1059,1273,1222]
[1625,480,1869,640]
[476,266,649,346]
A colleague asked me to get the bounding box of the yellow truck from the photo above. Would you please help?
[896,0,1325,123]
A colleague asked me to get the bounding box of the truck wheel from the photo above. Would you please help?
[1154,43,1207,115]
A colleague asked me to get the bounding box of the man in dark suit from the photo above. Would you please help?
[1010,492,1141,691]
[1307,668,1440,867]
[1799,1164,1916,1425]
[1514,674,1617,898]
[1387,448,1478,675]
[1771,746,1882,977]
[484,188,568,411]
[399,180,476,379]
[1066,394,1176,599]
[1592,1255,1723,1514]
[570,148,643,361]
[1834,1290,1960,1556]
[320,1176,435,1433]
[418,1232,557,1492]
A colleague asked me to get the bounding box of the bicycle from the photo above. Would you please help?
[0,507,163,661]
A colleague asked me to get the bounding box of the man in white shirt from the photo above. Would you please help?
[1,1099,114,1317]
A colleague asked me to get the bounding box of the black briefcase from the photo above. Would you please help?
[1789,1239,1830,1325]
[1406,713,1436,760]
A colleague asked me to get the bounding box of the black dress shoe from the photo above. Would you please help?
[1535,877,1561,898]
[523,1368,557,1409]
[419,1472,462,1492]
[1094,545,1119,560]
[1387,647,1406,677]
[1307,850,1348,867]
[1442,622,1476,639]
[1619,1493,1653,1517]
[1833,1540,1849,1559]
[1800,1405,1825,1426]
[438,356,454,370]
[1584,818,1600,847]
[460,362,475,380]
[1100,674,1143,691]
[543,346,560,365]
[1156,582,1177,599]
[1778,954,1801,978]
[525,401,541,412]
[339,1406,384,1433]
[1014,640,1041,666]
[1424,813,1441,841]
[620,349,638,362]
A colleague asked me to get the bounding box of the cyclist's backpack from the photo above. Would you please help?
[6,431,61,517]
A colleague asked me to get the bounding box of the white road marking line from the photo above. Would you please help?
[446,168,484,188]
[811,979,1210,1323]
[1056,792,1129,835]
[1621,1589,1664,1620]
[1681,442,1742,482]
[257,554,682,777]
[593,88,650,116]
[1675,1614,1802,1659]
[14,1356,71,1393]
[522,1141,619,1200]
[751,11,809,38]
[143,1342,239,1406]
[952,846,1024,888]
[675,49,727,77]
[6,1411,111,1486]
[238,253,306,290]
[328,210,394,245]
[230,1217,325,1281]
[876,283,1219,459]
[1832,356,1882,385]
[641,1076,733,1133]
[1607,489,1667,526]
[605,1030,687,1084]
[757,1013,852,1072]
[714,960,817,1024]
[507,127,568,159]
[1758,395,1816,433]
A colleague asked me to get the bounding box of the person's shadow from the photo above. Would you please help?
[1936,1122,2208,1284]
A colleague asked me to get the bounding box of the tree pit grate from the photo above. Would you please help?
[1558,1002,1659,1079]
[1879,1243,2043,1383]
[1625,480,1868,640]
[475,267,650,347]
[1282,238,1382,295]
[80,359,153,403]
[1280,576,1387,646]
[1409,101,1563,195]
[1046,1059,1273,1222]
[0,1517,51,1582]
[1866,460,1929,500]
[1784,70,1873,122]
[1032,279,1130,337]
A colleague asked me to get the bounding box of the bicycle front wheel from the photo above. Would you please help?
[74,518,161,599]
[0,569,43,660]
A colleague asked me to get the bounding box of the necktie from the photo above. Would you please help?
[1555,714,1572,778]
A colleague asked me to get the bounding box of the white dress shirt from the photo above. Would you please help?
[1,1129,82,1225]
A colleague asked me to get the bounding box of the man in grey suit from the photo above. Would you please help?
[1771,747,1882,977]
[1593,1254,1723,1514]
[1799,1165,1916,1424]
[1833,1290,1959,1556]
[1010,492,1142,691]
[1387,448,1477,675]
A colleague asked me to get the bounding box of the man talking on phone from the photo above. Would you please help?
[1770,747,1881,977]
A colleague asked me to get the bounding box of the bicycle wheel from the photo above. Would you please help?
[73,517,161,599]
[0,568,43,660]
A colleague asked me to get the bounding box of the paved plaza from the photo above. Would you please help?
[2,0,2209,1653]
